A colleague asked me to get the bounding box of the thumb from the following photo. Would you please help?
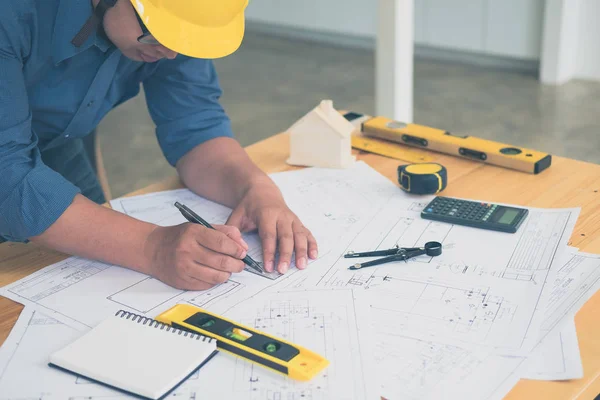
[227,206,255,232]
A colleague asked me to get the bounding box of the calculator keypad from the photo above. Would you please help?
[424,197,498,222]
[421,196,527,234]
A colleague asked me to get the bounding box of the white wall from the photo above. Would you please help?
[245,0,545,61]
[245,0,376,38]
[541,0,600,84]
[575,0,600,81]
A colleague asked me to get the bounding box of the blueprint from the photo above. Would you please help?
[2,250,596,400]
[0,161,595,399]
[523,318,582,380]
[521,251,600,380]
[282,194,580,355]
[357,249,600,399]
[179,288,377,399]
[0,288,375,400]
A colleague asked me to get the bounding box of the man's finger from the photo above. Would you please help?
[225,206,245,229]
[307,231,319,260]
[192,226,246,259]
[276,219,294,274]
[185,261,233,285]
[292,222,309,269]
[190,246,245,273]
[258,215,277,272]
[215,224,248,250]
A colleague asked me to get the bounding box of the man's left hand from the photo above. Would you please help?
[226,180,318,274]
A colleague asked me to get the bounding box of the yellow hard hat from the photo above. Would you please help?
[130,0,249,59]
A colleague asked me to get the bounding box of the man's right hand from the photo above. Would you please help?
[144,223,249,290]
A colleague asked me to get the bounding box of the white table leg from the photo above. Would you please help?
[376,0,414,123]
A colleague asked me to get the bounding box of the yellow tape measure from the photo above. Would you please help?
[154,304,329,381]
[397,163,448,195]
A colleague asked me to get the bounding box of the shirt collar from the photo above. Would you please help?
[52,0,113,65]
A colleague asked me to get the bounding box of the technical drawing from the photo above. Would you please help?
[408,201,430,212]
[211,289,370,400]
[7,257,110,302]
[372,334,485,400]
[502,211,571,281]
[107,277,184,313]
[320,269,378,288]
[433,261,502,278]
[362,275,521,350]
[114,189,231,228]
[187,280,243,308]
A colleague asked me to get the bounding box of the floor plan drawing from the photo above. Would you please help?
[180,288,377,400]
[361,276,518,346]
[107,277,185,313]
[308,196,580,355]
[186,280,243,308]
[501,211,572,281]
[7,257,111,303]
[110,188,232,228]
[1,259,189,328]
[361,326,526,400]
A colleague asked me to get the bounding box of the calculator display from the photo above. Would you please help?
[498,209,519,224]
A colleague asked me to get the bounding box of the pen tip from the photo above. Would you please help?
[174,202,182,208]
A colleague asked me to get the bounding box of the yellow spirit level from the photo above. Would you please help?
[154,304,329,381]
[360,115,552,174]
[343,111,434,163]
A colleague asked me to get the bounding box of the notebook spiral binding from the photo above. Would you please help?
[115,310,215,343]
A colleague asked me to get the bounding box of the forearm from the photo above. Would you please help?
[176,137,279,208]
[29,194,158,274]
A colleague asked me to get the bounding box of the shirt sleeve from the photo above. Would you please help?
[142,55,235,167]
[0,18,81,242]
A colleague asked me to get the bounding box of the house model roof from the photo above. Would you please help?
[288,100,356,138]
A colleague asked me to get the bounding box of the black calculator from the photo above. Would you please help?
[420,196,528,233]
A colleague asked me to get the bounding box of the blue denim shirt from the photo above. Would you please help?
[0,0,234,242]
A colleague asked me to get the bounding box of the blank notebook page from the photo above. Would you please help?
[48,311,217,400]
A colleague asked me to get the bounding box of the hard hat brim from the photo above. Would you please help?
[131,1,245,59]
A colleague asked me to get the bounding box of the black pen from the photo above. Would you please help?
[174,202,264,274]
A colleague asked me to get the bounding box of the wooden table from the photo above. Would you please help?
[2,132,600,399]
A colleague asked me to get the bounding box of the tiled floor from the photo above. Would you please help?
[97,31,600,198]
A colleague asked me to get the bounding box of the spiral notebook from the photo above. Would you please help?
[48,310,218,400]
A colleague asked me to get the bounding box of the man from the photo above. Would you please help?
[0,0,318,290]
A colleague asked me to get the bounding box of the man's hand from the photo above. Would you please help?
[226,179,318,274]
[144,223,249,290]
[175,136,319,274]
